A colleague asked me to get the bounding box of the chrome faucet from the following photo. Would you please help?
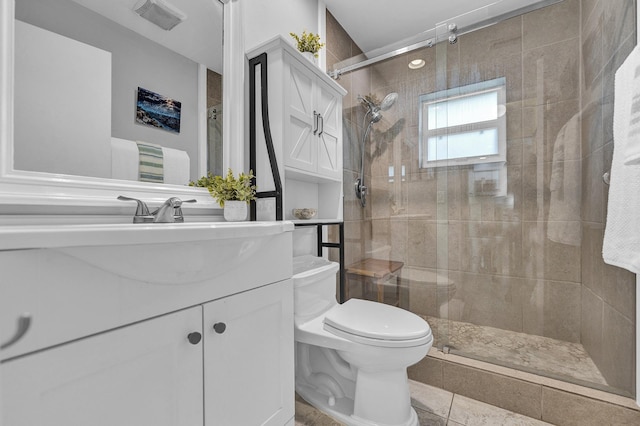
[152,197,197,223]
[118,196,196,223]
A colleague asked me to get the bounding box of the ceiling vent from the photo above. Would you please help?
[133,0,187,31]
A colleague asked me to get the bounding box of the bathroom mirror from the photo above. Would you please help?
[0,0,226,213]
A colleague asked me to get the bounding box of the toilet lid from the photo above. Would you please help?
[323,299,431,343]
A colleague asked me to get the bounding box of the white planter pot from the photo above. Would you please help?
[302,51,317,65]
[223,200,248,221]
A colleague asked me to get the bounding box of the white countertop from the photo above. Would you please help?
[0,221,295,250]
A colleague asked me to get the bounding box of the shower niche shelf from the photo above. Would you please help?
[248,36,347,222]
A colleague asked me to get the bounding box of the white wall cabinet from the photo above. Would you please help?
[249,36,347,222]
[285,57,341,180]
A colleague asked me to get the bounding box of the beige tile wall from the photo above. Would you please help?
[206,69,222,108]
[579,0,636,396]
[326,11,369,268]
[327,0,636,397]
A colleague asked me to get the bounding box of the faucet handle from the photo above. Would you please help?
[174,199,197,223]
[117,196,154,223]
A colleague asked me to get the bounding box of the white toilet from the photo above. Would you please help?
[293,255,433,426]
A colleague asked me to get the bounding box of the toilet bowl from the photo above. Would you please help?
[293,255,433,426]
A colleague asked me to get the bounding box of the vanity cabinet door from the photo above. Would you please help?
[203,279,294,426]
[1,307,203,426]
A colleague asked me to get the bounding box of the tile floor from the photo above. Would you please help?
[425,316,607,388]
[295,379,553,425]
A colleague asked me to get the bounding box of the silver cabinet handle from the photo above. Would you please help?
[313,111,319,135]
[1,313,32,350]
[318,114,324,136]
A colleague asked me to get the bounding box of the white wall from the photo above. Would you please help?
[14,21,112,178]
[243,0,319,52]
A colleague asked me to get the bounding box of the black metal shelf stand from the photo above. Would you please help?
[248,51,345,303]
[249,52,283,221]
[295,221,345,303]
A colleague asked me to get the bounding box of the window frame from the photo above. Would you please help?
[418,77,507,168]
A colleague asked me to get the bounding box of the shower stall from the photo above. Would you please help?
[329,0,637,399]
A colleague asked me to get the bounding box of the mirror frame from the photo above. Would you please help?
[0,0,244,216]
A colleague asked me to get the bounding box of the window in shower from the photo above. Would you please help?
[419,77,506,168]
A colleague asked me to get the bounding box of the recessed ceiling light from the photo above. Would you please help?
[408,59,425,69]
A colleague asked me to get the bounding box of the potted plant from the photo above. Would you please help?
[190,169,256,221]
[289,31,325,63]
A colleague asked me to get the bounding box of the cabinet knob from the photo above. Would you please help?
[187,332,202,345]
[213,322,226,334]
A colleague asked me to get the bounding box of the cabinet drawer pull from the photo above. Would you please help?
[1,313,32,350]
[187,332,202,345]
[213,322,226,334]
[318,114,324,136]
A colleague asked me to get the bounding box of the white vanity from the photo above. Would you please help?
[0,0,299,424]
[0,221,295,425]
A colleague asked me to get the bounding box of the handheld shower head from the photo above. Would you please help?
[358,92,398,125]
[355,91,399,207]
[379,92,398,111]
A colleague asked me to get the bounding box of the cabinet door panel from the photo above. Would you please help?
[285,60,316,172]
[1,307,203,426]
[204,280,294,426]
[316,85,341,179]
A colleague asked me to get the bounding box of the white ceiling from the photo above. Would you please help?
[323,0,553,55]
[71,0,223,72]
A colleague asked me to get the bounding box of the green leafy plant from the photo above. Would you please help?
[289,31,325,58]
[190,169,256,208]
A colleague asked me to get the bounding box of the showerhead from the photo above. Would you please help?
[358,92,398,124]
[379,92,398,111]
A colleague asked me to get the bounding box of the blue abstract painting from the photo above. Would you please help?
[136,87,181,134]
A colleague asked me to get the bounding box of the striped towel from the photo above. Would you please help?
[136,141,164,183]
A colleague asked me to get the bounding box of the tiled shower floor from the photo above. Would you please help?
[295,380,552,425]
[425,316,608,387]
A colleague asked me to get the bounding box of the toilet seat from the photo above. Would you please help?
[323,299,433,348]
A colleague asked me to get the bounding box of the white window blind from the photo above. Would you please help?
[419,77,506,167]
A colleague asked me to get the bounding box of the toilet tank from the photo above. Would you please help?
[292,255,339,324]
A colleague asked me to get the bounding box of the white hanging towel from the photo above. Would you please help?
[603,45,640,273]
[162,147,190,185]
[111,138,190,185]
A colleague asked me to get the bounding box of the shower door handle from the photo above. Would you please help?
[318,115,324,137]
[313,111,319,135]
